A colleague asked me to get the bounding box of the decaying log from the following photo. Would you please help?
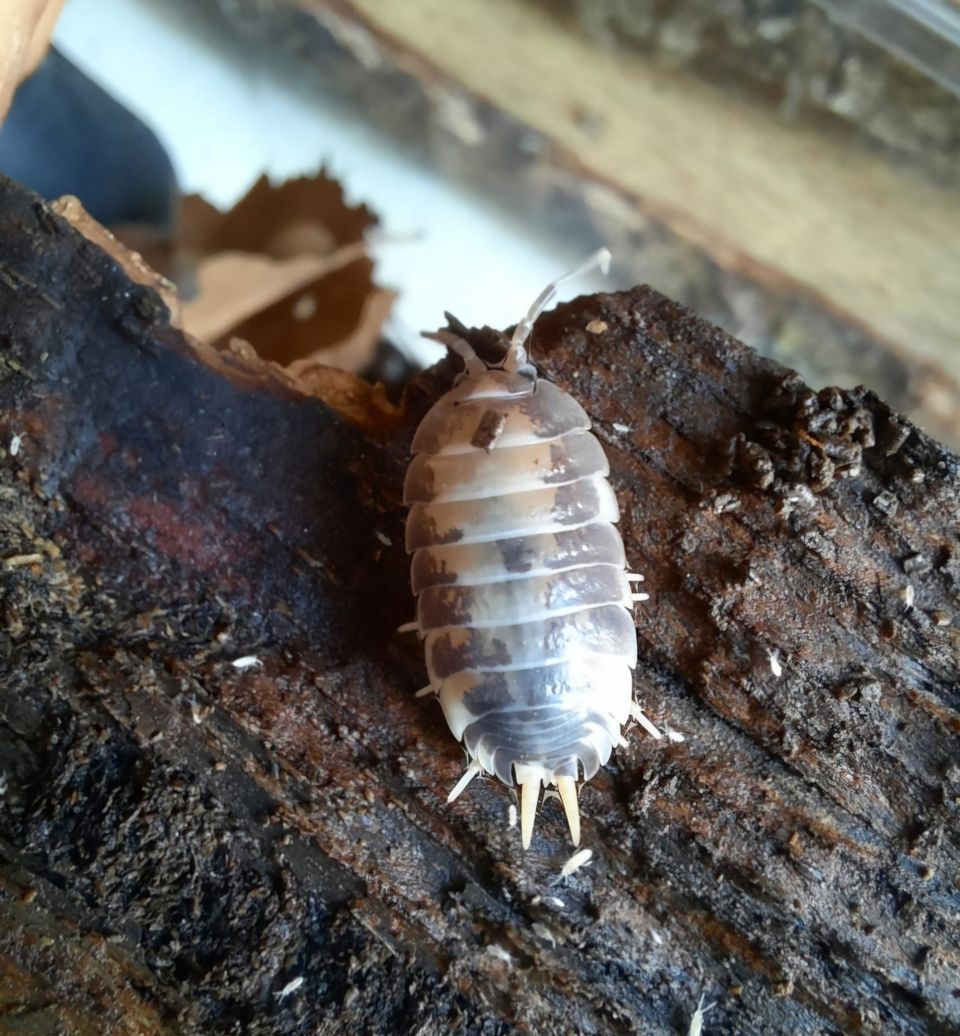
[1,173,958,1035]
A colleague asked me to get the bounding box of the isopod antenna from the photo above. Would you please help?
[503,247,612,373]
[421,329,486,377]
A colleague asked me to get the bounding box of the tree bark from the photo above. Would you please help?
[1,174,958,1035]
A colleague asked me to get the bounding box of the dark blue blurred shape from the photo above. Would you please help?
[0,48,176,232]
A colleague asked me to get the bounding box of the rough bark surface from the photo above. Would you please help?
[0,175,958,1035]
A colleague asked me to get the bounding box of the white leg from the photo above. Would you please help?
[447,763,482,804]
[520,777,541,850]
[630,701,663,740]
[555,776,580,847]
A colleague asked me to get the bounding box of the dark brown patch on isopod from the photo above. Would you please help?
[498,537,536,574]
[417,585,477,628]
[405,505,465,550]
[544,434,609,484]
[410,548,460,591]
[461,672,514,716]
[428,631,512,679]
[515,384,590,440]
[552,479,599,524]
[471,410,507,451]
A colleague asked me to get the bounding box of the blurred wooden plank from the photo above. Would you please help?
[539,0,960,183]
[340,0,958,375]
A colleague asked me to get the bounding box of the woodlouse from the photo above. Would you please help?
[403,251,651,849]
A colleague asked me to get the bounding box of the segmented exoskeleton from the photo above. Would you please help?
[403,251,651,849]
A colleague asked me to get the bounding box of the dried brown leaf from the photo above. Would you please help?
[177,173,392,378]
[180,172,377,257]
[179,244,366,346]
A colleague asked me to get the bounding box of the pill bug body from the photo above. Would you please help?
[404,252,647,848]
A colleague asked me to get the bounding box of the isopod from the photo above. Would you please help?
[403,250,649,849]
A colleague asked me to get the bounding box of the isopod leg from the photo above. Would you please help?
[630,701,663,739]
[628,573,648,604]
[555,776,581,847]
[447,763,482,804]
[519,776,541,850]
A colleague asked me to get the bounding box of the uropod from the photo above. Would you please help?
[403,250,650,849]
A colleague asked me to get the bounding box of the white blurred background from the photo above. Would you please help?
[54,0,601,366]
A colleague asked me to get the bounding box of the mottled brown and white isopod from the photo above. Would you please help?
[403,251,651,849]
